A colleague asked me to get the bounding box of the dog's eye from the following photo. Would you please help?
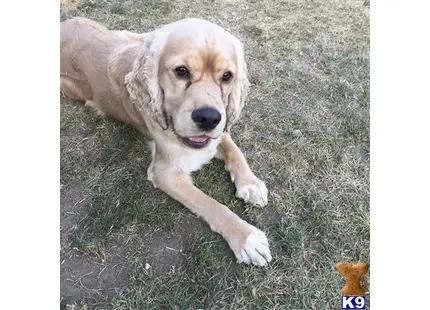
[221,71,233,83]
[174,66,189,79]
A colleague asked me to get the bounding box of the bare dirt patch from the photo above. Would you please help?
[60,183,131,307]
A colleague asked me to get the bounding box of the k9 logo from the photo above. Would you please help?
[341,295,366,310]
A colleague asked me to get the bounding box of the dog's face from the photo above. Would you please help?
[126,19,250,149]
[158,29,238,149]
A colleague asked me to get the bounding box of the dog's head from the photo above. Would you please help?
[126,18,249,149]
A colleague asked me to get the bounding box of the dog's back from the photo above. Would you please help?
[60,17,126,99]
[61,17,146,128]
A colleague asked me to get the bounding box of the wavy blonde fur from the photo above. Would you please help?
[225,38,250,132]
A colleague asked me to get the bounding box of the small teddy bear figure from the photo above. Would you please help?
[336,262,369,295]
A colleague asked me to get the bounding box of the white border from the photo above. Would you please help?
[371,0,430,308]
[1,1,58,308]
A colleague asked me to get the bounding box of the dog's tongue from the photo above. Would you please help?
[189,135,210,143]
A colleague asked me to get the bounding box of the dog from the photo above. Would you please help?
[60,17,272,266]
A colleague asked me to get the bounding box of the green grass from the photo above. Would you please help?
[60,0,369,309]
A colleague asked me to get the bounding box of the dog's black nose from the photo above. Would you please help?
[191,107,221,131]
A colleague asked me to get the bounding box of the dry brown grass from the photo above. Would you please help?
[60,0,79,9]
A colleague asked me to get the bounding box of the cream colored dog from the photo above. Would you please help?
[60,17,272,266]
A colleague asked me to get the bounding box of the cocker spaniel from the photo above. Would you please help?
[60,17,272,266]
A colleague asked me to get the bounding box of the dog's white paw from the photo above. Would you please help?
[231,225,272,266]
[236,176,268,207]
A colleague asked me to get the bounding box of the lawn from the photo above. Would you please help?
[60,0,370,309]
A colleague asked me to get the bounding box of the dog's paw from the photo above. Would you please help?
[230,225,272,266]
[235,176,268,207]
[85,100,105,117]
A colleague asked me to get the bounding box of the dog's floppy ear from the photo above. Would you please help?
[125,27,172,130]
[225,38,250,132]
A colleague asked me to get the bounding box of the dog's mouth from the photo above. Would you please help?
[180,135,211,149]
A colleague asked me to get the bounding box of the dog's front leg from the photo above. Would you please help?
[216,133,268,207]
[151,161,272,266]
